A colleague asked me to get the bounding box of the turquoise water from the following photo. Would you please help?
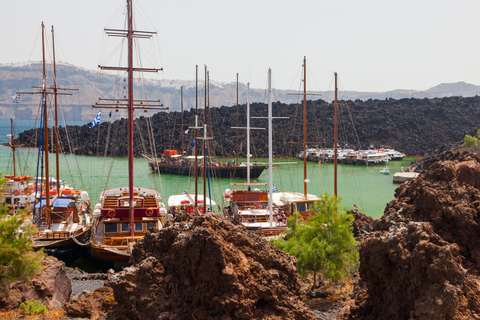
[0,119,417,219]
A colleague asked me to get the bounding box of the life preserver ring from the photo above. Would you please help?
[145,208,154,217]
[13,190,19,196]
[107,209,116,218]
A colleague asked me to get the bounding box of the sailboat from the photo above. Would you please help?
[20,23,93,250]
[1,119,33,214]
[223,69,287,237]
[271,57,320,218]
[147,73,267,179]
[89,0,167,263]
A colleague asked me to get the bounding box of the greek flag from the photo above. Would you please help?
[11,95,20,103]
[189,141,196,147]
[268,183,277,194]
[89,111,101,129]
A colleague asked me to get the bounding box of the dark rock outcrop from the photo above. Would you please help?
[0,256,71,311]
[341,151,480,320]
[16,96,480,158]
[107,213,316,320]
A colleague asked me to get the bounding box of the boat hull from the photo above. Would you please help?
[31,227,91,251]
[149,162,266,179]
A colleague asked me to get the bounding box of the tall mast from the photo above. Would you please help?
[303,56,307,198]
[203,65,207,213]
[9,119,17,177]
[334,72,338,198]
[51,26,60,197]
[127,0,135,238]
[246,83,251,185]
[181,86,184,155]
[268,69,273,228]
[236,73,239,164]
[41,22,51,229]
[194,65,198,210]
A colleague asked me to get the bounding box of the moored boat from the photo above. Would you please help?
[147,151,267,179]
[89,0,167,264]
[90,187,166,262]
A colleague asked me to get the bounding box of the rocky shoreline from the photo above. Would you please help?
[5,149,480,319]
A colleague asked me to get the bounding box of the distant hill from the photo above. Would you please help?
[1,62,479,120]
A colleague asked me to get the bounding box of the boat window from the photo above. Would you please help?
[121,223,130,232]
[134,222,143,232]
[104,223,118,233]
[146,222,157,230]
[307,202,315,210]
[296,202,307,212]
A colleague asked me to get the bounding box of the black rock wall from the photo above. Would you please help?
[16,96,480,158]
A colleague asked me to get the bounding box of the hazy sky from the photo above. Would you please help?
[2,0,480,92]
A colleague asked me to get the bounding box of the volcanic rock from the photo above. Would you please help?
[0,256,71,311]
[341,151,480,320]
[107,213,316,320]
[63,286,115,319]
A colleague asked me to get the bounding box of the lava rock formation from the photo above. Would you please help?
[106,213,316,320]
[341,150,480,320]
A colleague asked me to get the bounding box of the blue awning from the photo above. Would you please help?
[35,198,72,208]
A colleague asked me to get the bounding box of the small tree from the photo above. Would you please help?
[463,134,478,147]
[476,129,480,138]
[0,178,43,293]
[273,193,359,287]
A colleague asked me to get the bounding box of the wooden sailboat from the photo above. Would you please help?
[147,72,267,179]
[19,23,93,250]
[223,69,287,236]
[1,119,33,214]
[272,57,320,218]
[89,0,167,263]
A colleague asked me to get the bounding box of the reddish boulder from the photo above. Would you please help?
[107,213,316,320]
[63,286,115,318]
[0,256,71,311]
[342,151,480,320]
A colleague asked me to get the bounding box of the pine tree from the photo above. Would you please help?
[273,193,359,287]
[0,178,43,293]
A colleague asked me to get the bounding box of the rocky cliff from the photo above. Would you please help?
[341,150,480,320]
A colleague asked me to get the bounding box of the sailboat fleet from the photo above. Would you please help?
[3,0,410,265]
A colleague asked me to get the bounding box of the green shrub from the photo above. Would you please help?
[20,300,47,315]
[463,134,478,147]
[0,176,43,293]
[272,193,359,287]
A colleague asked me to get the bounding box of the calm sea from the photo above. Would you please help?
[0,118,416,220]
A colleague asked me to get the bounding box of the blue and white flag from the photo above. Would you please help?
[11,95,20,104]
[189,141,196,147]
[272,183,277,193]
[89,111,101,129]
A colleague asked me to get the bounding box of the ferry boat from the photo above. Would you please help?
[355,150,389,166]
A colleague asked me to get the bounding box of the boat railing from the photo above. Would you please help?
[92,234,143,247]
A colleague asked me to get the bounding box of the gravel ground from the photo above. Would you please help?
[65,267,108,298]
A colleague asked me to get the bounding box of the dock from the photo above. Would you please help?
[393,172,419,184]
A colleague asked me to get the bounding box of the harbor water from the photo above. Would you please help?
[0,118,418,220]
